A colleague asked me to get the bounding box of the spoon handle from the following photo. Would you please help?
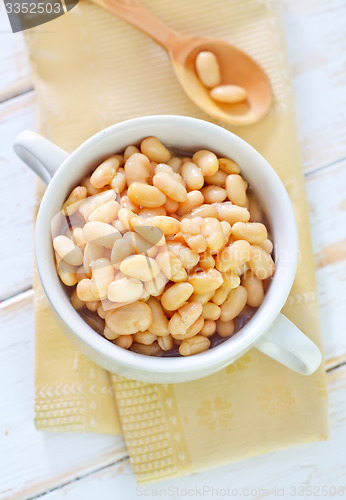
[91,0,180,51]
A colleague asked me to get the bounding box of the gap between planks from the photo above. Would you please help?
[304,156,346,179]
[0,81,33,105]
[0,287,33,310]
[25,456,130,500]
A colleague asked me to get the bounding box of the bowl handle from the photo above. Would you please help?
[14,131,69,185]
[254,313,322,375]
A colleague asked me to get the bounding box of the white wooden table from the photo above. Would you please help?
[1,1,346,498]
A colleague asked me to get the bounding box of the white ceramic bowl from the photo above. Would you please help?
[14,115,321,382]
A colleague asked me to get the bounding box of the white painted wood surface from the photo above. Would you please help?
[0,4,32,102]
[0,93,36,300]
[306,160,346,369]
[0,0,345,498]
[283,0,346,173]
[24,365,346,500]
[0,293,124,500]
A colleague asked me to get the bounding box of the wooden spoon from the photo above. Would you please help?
[91,0,273,126]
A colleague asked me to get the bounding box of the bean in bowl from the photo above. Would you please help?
[52,137,275,357]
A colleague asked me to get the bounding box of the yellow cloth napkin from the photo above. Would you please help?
[26,0,329,483]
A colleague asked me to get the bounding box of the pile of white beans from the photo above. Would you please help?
[195,51,247,104]
[52,136,274,357]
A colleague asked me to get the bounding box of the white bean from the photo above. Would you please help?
[90,156,119,188]
[215,240,252,272]
[195,51,221,88]
[53,235,83,266]
[168,301,203,336]
[56,256,77,286]
[140,137,171,163]
[248,245,275,279]
[188,268,223,294]
[105,301,152,335]
[153,172,187,203]
[144,272,168,297]
[147,297,169,336]
[83,242,105,276]
[127,182,166,208]
[108,277,143,303]
[192,150,219,177]
[226,174,247,206]
[79,189,116,220]
[120,254,160,281]
[210,84,247,103]
[232,222,267,245]
[124,145,140,161]
[88,200,120,223]
[242,270,264,307]
[83,221,121,249]
[161,282,194,311]
[124,153,151,186]
[180,161,204,190]
[179,335,210,356]
[220,286,247,321]
[91,258,114,299]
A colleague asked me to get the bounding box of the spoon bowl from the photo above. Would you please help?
[92,0,273,125]
[170,36,273,125]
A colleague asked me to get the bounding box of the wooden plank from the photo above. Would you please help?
[305,159,346,369]
[0,293,127,500]
[0,4,33,101]
[24,364,346,499]
[283,0,346,173]
[0,91,36,300]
